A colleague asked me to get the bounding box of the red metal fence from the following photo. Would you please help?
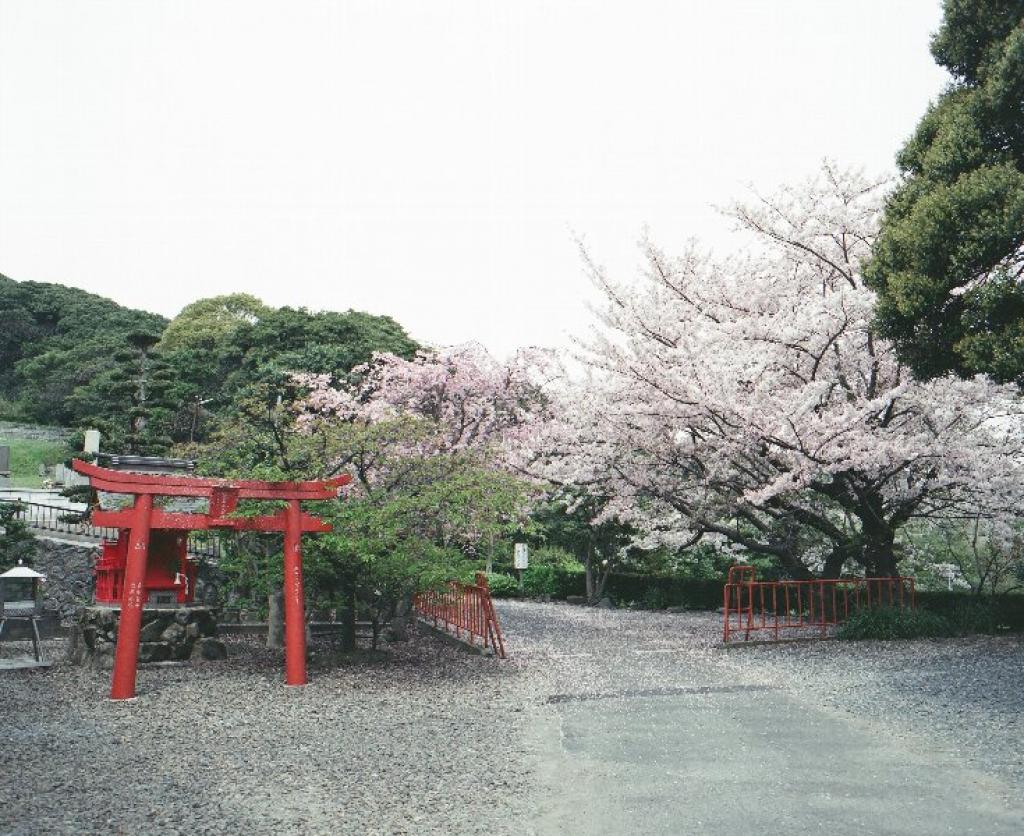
[413,572,507,659]
[723,565,916,643]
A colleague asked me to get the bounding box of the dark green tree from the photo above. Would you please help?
[0,273,168,422]
[160,301,419,444]
[0,502,37,569]
[66,330,176,454]
[865,2,1024,381]
[531,491,636,602]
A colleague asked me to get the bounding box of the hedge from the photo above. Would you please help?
[491,568,1024,631]
[914,591,1024,633]
[550,569,724,610]
[553,572,1024,629]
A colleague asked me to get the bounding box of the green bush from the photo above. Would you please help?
[642,584,667,610]
[521,564,558,597]
[484,573,520,598]
[836,607,956,641]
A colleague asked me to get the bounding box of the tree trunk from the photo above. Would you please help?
[862,521,898,577]
[266,588,284,649]
[341,588,357,652]
[389,594,412,642]
[584,543,595,602]
[596,556,613,600]
[821,548,848,580]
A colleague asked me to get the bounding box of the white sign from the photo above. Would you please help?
[83,429,102,455]
[513,542,529,569]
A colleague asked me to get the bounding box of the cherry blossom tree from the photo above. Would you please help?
[539,164,1024,579]
[293,343,548,573]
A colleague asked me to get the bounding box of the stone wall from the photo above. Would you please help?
[68,606,227,666]
[33,537,97,622]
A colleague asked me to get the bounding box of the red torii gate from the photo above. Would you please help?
[72,459,351,700]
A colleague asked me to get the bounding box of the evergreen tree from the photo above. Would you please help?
[0,502,37,569]
[865,2,1024,382]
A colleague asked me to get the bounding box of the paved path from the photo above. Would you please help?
[496,602,1024,836]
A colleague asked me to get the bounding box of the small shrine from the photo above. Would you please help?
[71,458,350,700]
[0,561,48,664]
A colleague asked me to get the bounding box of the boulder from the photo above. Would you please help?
[170,640,193,661]
[566,595,587,606]
[196,638,228,661]
[138,642,171,664]
[160,622,186,644]
[139,618,168,643]
[596,597,615,609]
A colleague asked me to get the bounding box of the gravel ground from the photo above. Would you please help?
[2,603,1021,835]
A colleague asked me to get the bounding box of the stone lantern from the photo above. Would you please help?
[0,561,47,662]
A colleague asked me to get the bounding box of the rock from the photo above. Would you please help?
[160,623,186,643]
[174,608,191,625]
[566,595,587,606]
[138,642,171,664]
[185,623,200,640]
[170,641,193,662]
[139,619,168,643]
[196,638,228,661]
[195,609,218,637]
[596,597,615,609]
[82,626,98,650]
[667,605,688,614]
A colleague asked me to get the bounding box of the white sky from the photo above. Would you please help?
[0,1,948,357]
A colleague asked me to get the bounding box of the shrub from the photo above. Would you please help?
[521,564,558,597]
[484,573,520,598]
[836,607,955,641]
[642,584,667,610]
[531,545,581,569]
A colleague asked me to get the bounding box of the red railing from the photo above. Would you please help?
[723,565,916,643]
[413,572,507,659]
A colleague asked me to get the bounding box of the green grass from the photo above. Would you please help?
[0,437,72,488]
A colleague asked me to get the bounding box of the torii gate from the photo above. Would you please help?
[72,459,351,700]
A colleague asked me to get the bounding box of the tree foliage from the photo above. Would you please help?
[0,502,37,569]
[160,300,419,444]
[201,345,540,640]
[865,1,1024,381]
[531,166,1024,579]
[0,274,419,453]
[0,273,168,425]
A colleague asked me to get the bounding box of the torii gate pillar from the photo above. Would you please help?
[283,499,306,686]
[110,494,154,700]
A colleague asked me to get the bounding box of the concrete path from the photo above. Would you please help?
[498,603,1024,836]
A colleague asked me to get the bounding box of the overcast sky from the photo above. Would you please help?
[0,1,948,357]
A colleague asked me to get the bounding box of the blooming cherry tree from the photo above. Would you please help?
[293,342,548,551]
[539,164,1024,579]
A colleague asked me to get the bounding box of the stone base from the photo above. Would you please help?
[67,606,227,666]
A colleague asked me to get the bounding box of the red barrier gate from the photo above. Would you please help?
[413,572,507,658]
[723,565,916,643]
